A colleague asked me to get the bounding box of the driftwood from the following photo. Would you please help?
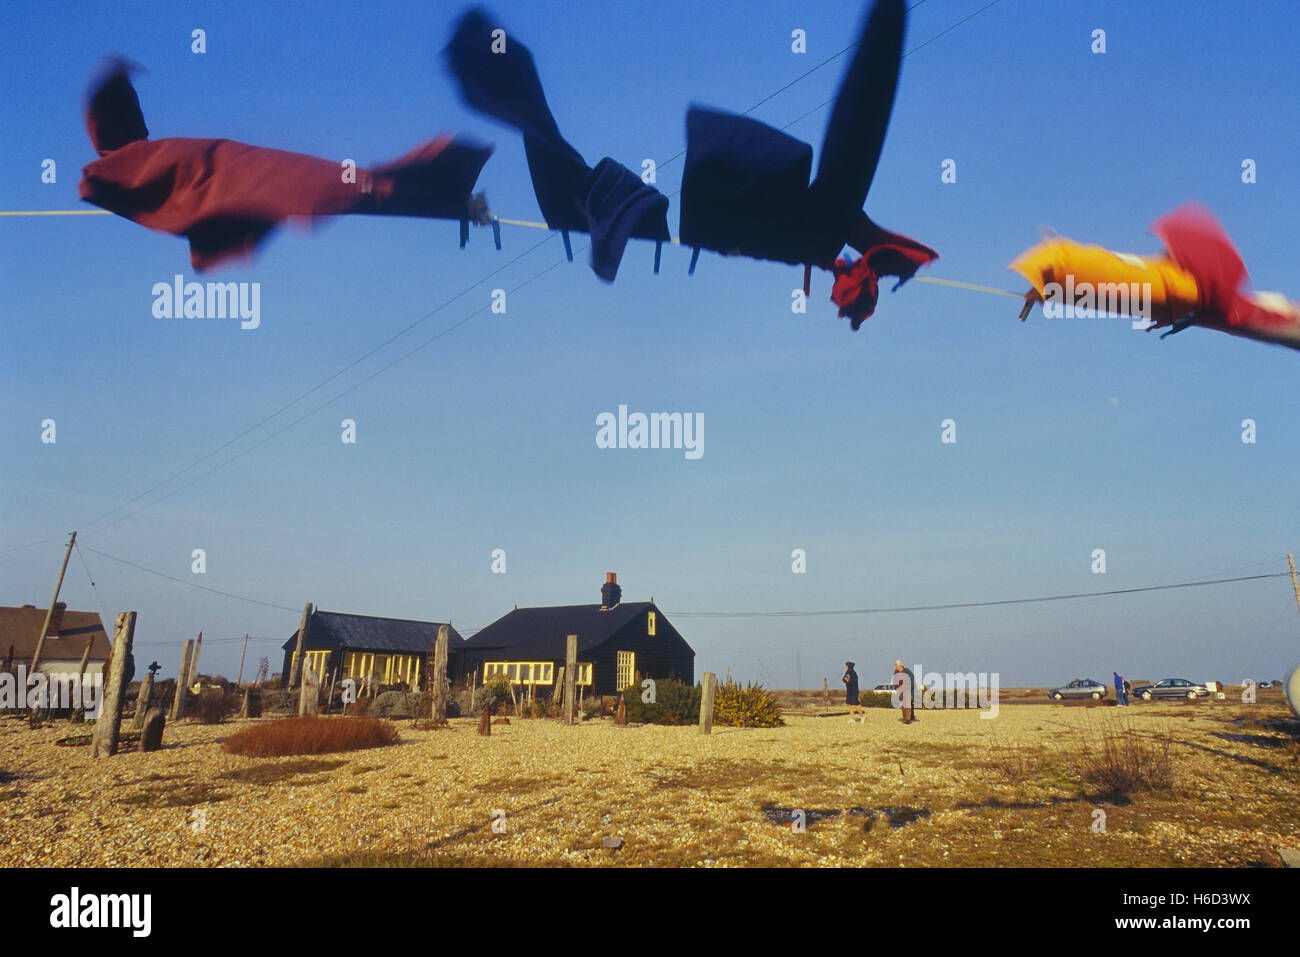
[139,707,165,752]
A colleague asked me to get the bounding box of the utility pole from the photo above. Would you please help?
[30,531,76,673]
[236,634,250,687]
[1289,554,1300,617]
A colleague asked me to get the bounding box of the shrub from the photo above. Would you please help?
[622,679,701,725]
[713,680,785,727]
[581,697,601,721]
[194,688,233,724]
[367,691,429,719]
[480,676,512,714]
[1070,717,1175,794]
[221,716,400,757]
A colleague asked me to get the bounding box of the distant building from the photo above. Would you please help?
[279,609,465,690]
[0,603,112,674]
[458,573,695,696]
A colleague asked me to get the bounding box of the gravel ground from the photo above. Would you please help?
[0,699,1296,867]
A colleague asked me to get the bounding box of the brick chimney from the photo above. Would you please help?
[600,572,621,610]
[46,602,67,637]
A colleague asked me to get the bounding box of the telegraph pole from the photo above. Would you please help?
[236,634,250,687]
[1289,554,1300,618]
[30,531,76,673]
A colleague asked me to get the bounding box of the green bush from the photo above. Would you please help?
[714,680,785,727]
[621,679,701,725]
[480,676,512,714]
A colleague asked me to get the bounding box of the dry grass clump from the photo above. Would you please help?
[221,716,399,757]
[1071,717,1176,794]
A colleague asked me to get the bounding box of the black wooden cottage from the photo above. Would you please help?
[457,573,695,696]
[279,609,464,690]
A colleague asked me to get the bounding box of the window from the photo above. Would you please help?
[647,611,656,636]
[616,651,636,691]
[290,650,330,680]
[482,661,559,685]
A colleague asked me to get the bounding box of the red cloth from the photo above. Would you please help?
[1151,203,1300,350]
[79,62,491,271]
[830,214,938,329]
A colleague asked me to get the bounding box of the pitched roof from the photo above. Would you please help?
[460,601,655,659]
[281,610,465,654]
[0,605,112,664]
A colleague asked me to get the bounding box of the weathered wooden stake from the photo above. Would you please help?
[288,602,313,688]
[132,673,154,730]
[823,677,830,706]
[563,634,577,725]
[698,672,716,735]
[236,633,249,687]
[186,631,203,687]
[172,639,194,720]
[92,611,135,758]
[615,694,627,726]
[477,703,491,736]
[432,624,449,724]
[71,635,94,721]
[298,662,319,717]
[139,707,165,752]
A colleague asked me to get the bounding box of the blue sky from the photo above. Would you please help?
[2,0,1298,688]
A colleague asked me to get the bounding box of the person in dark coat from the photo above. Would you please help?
[842,661,862,722]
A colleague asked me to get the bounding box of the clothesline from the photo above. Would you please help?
[0,206,1025,300]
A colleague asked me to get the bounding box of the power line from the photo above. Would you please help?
[82,546,300,612]
[668,571,1290,619]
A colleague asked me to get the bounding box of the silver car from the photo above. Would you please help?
[1133,678,1210,701]
[1048,678,1108,701]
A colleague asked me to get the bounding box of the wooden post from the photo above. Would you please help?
[70,635,94,721]
[1289,555,1300,617]
[172,640,194,720]
[563,634,577,725]
[432,624,449,724]
[298,661,319,717]
[823,677,830,706]
[470,668,477,715]
[289,602,313,688]
[236,634,249,687]
[30,531,76,673]
[699,672,716,735]
[92,611,135,758]
[133,673,154,730]
[186,631,203,688]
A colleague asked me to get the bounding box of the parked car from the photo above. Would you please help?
[1131,678,1211,701]
[871,682,896,695]
[1048,678,1108,701]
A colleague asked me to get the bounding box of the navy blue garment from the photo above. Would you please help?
[680,0,907,269]
[677,0,936,328]
[585,159,670,281]
[445,8,669,280]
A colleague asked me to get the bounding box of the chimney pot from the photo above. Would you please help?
[600,573,622,610]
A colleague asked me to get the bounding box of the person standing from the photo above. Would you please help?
[894,660,916,724]
[1113,671,1128,706]
[842,661,863,723]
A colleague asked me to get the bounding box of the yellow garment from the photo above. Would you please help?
[1008,238,1201,325]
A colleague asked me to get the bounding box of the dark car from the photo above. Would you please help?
[1048,678,1108,701]
[871,682,896,695]
[1131,678,1211,701]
